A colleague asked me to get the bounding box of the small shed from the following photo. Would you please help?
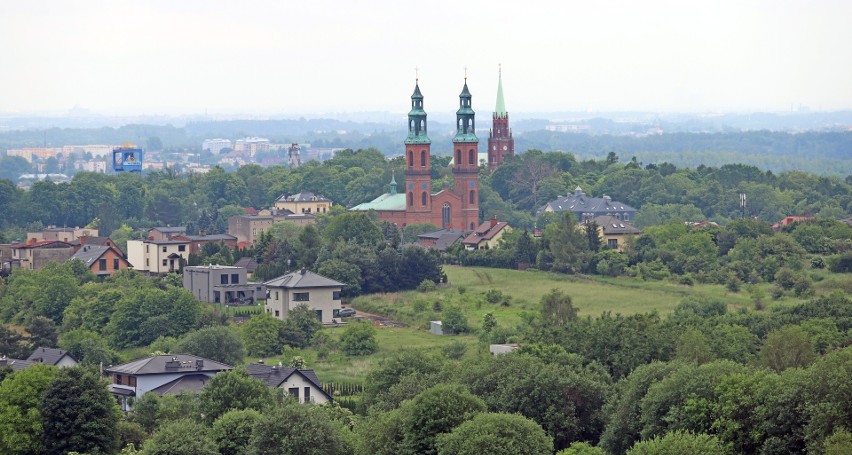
[430,321,444,336]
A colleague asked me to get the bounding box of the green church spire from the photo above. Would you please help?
[405,79,431,145]
[389,171,397,194]
[453,77,479,143]
[495,65,507,117]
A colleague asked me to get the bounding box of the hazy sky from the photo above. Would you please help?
[1,0,851,116]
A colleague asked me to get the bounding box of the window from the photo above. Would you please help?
[162,259,167,266]
[470,222,475,230]
[442,203,451,229]
[146,258,149,267]
[332,291,341,300]
[275,310,280,317]
[315,310,322,321]
[468,150,475,165]
[145,245,149,253]
[162,246,167,252]
[178,245,186,252]
[98,258,107,271]
[333,309,340,318]
[214,291,220,303]
[408,192,413,207]
[252,228,257,236]
[469,190,475,204]
[421,191,427,206]
[456,150,461,165]
[221,274,229,284]
[304,387,311,402]
[275,291,279,300]
[129,376,136,387]
[115,374,123,385]
[294,292,309,301]
[608,239,618,249]
[420,150,426,167]
[408,151,414,167]
[231,273,239,284]
[288,387,300,400]
[113,258,119,269]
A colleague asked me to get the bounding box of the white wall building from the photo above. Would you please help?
[127,239,190,275]
[202,138,233,154]
[264,269,344,324]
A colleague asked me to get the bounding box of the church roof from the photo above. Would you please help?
[495,69,506,116]
[349,192,406,211]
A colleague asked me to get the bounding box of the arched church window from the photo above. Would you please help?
[469,190,475,204]
[420,150,426,167]
[408,192,413,207]
[470,222,475,230]
[408,151,414,167]
[468,150,475,165]
[442,203,451,228]
[456,150,461,166]
[421,192,427,206]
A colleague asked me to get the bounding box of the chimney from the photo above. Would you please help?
[490,217,498,227]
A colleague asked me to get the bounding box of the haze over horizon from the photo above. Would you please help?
[2,0,851,117]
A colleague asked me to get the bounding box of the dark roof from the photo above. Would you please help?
[234,257,258,272]
[537,187,637,217]
[71,245,116,268]
[246,363,331,399]
[43,227,76,232]
[264,269,345,289]
[105,354,232,375]
[418,229,465,251]
[185,234,237,242]
[26,347,75,366]
[276,192,332,203]
[150,226,187,233]
[13,240,74,249]
[0,357,35,371]
[591,215,642,235]
[149,373,214,396]
[463,220,511,245]
[146,239,190,245]
[79,236,111,246]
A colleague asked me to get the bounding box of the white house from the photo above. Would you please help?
[263,269,345,324]
[105,354,232,412]
[27,347,78,368]
[127,239,190,275]
[246,362,332,404]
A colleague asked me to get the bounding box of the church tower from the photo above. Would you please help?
[404,80,433,216]
[452,78,480,231]
[487,66,514,171]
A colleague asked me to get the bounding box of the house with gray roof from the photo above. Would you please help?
[264,269,345,324]
[27,347,77,368]
[588,215,643,251]
[417,228,465,251]
[246,362,332,404]
[0,357,35,371]
[70,240,131,278]
[105,354,232,412]
[537,186,637,222]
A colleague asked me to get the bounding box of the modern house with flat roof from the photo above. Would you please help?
[183,264,265,304]
[127,239,190,275]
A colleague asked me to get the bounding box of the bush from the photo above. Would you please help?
[442,306,470,334]
[340,321,378,356]
[827,252,852,273]
[442,341,467,360]
[626,431,727,455]
[417,279,437,293]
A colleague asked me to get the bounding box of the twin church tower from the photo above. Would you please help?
[352,71,514,231]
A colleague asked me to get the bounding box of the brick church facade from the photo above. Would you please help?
[351,78,483,231]
[487,67,514,171]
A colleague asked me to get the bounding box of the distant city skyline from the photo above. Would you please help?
[1,1,851,116]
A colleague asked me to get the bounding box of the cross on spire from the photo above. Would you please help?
[464,65,468,81]
[415,66,419,82]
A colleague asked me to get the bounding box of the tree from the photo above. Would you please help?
[323,212,383,246]
[210,409,262,455]
[0,364,58,455]
[284,303,323,346]
[198,368,273,423]
[340,320,378,356]
[674,328,714,365]
[402,384,487,455]
[540,289,578,327]
[58,329,120,366]
[40,366,121,455]
[442,306,469,334]
[175,326,246,366]
[361,350,446,412]
[626,431,728,455]
[760,325,817,372]
[241,313,285,357]
[246,402,355,455]
[0,324,31,359]
[437,412,553,455]
[26,316,57,348]
[556,442,607,455]
[142,419,218,455]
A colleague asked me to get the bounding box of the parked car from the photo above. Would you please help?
[339,308,356,317]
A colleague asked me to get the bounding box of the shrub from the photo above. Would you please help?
[340,321,378,356]
[417,279,437,293]
[442,306,470,334]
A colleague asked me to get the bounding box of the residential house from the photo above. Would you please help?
[273,191,333,215]
[233,257,259,274]
[12,240,75,270]
[462,218,512,250]
[0,357,34,371]
[246,361,332,404]
[417,228,465,251]
[183,265,265,304]
[228,215,274,246]
[26,347,78,368]
[264,269,344,324]
[588,215,642,252]
[105,354,232,412]
[172,233,238,255]
[0,243,17,274]
[772,216,815,231]
[126,239,190,275]
[26,226,99,243]
[70,240,132,278]
[268,208,316,226]
[537,186,637,222]
[146,226,187,241]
